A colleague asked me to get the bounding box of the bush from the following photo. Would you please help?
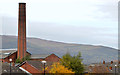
[16,54,30,63]
[15,58,21,63]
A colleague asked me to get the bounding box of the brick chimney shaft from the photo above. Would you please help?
[17,3,26,59]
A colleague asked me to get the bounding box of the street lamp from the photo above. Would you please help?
[41,60,46,75]
[9,58,12,75]
[115,64,117,75]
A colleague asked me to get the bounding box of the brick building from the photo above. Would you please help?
[0,49,31,63]
[30,53,60,62]
[18,60,59,74]
[18,53,60,74]
[88,64,110,73]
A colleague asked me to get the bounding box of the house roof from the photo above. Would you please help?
[18,60,54,72]
[1,62,26,74]
[27,60,44,71]
[0,49,17,59]
[30,53,60,59]
[0,49,31,59]
[30,54,50,59]
[88,64,110,73]
[89,61,119,73]
[101,62,119,73]
[28,60,53,71]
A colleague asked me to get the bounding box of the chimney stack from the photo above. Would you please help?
[17,3,26,60]
[103,60,105,64]
[111,61,113,64]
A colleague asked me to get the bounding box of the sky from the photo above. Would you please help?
[0,0,119,49]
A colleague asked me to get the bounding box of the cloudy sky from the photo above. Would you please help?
[0,0,119,48]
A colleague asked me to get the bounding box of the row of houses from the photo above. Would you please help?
[0,49,60,74]
[87,60,120,73]
[0,49,60,62]
[1,49,120,74]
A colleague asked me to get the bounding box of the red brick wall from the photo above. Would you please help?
[45,54,60,62]
[3,52,17,63]
[21,62,41,73]
[30,59,43,61]
[30,54,60,62]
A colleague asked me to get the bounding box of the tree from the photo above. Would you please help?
[49,62,74,73]
[60,52,84,73]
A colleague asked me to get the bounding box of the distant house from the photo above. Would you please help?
[18,60,54,74]
[18,53,60,74]
[0,49,60,63]
[86,60,120,73]
[18,61,42,74]
[30,53,60,62]
[88,64,110,73]
[102,61,119,73]
[0,49,31,63]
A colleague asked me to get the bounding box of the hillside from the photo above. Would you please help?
[1,35,118,64]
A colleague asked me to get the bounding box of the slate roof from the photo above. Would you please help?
[18,60,54,73]
[0,49,31,59]
[0,49,17,59]
[30,53,60,59]
[1,62,27,74]
[30,54,50,59]
[88,64,110,73]
[27,60,54,71]
[102,61,119,73]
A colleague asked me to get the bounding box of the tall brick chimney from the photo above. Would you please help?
[17,3,26,60]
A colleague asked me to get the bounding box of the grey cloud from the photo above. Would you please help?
[94,1,118,21]
[1,16,117,48]
[2,16,18,35]
[28,21,117,48]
